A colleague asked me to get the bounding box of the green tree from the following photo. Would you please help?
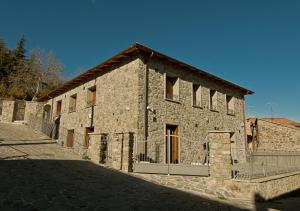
[0,36,64,100]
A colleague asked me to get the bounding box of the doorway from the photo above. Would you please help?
[166,124,179,164]
[67,129,74,147]
[84,127,94,147]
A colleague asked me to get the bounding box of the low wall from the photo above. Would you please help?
[257,119,300,151]
[1,100,15,122]
[134,171,300,201]
[230,171,300,200]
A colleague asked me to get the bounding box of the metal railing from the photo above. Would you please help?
[233,150,300,180]
[133,134,209,176]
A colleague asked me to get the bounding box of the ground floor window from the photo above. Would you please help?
[84,127,94,147]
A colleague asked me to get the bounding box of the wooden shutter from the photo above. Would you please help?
[92,89,96,105]
[67,130,74,147]
[166,77,173,99]
[171,127,179,163]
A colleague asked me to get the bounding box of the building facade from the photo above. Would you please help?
[26,43,253,171]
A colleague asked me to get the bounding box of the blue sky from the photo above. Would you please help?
[1,0,299,121]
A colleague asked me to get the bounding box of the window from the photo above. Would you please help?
[192,84,202,107]
[56,100,62,116]
[226,95,235,115]
[87,86,96,106]
[210,90,218,111]
[165,75,179,101]
[69,94,77,112]
[84,127,94,147]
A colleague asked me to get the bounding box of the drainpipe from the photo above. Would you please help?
[144,52,154,142]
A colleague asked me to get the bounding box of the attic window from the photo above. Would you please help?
[210,90,218,111]
[87,86,96,106]
[226,95,235,115]
[165,75,179,102]
[69,94,77,112]
[192,84,202,107]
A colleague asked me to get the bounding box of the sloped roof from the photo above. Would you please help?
[262,118,300,128]
[37,43,253,102]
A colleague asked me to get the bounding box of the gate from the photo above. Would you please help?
[133,132,209,176]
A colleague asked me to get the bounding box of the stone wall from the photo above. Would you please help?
[40,53,248,167]
[134,171,300,201]
[1,100,15,122]
[229,171,300,200]
[257,119,300,151]
[137,57,247,163]
[48,57,141,156]
[208,131,232,181]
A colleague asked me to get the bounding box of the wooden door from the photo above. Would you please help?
[166,125,179,164]
[84,127,94,147]
[171,126,179,163]
[67,130,74,147]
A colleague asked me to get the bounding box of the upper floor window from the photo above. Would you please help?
[210,90,218,111]
[192,84,202,107]
[69,94,77,112]
[226,95,235,115]
[56,100,62,116]
[165,75,179,102]
[87,86,96,106]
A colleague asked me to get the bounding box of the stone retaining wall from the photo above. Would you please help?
[256,119,300,151]
[133,171,300,201]
[229,171,300,200]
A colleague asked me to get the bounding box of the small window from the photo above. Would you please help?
[165,75,179,101]
[210,90,218,111]
[192,84,201,107]
[226,95,235,115]
[69,94,77,112]
[87,86,96,106]
[56,100,62,116]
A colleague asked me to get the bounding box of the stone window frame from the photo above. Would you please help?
[191,83,203,108]
[56,100,62,116]
[69,93,77,113]
[226,95,235,116]
[164,73,180,103]
[209,89,218,112]
[86,85,97,107]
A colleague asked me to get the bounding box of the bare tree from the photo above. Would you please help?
[7,49,64,100]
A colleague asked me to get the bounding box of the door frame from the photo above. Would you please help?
[165,124,180,164]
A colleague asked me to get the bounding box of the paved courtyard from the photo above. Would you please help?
[0,123,299,210]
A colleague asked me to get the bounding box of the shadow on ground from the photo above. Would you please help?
[0,159,247,211]
[254,189,300,211]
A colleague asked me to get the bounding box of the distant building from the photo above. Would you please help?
[246,117,300,152]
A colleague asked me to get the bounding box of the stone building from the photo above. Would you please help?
[246,117,300,151]
[24,43,253,172]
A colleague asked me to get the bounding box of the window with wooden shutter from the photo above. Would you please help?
[165,75,179,101]
[87,86,96,106]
